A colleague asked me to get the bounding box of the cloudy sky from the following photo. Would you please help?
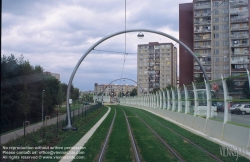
[2,0,191,91]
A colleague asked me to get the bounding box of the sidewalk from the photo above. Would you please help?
[59,106,111,162]
[0,106,91,145]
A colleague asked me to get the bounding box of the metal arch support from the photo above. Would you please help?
[64,29,209,130]
[100,77,143,103]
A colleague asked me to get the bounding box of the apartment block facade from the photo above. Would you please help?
[180,0,250,85]
[137,42,177,95]
[94,83,137,97]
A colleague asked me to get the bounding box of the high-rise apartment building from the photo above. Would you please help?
[137,42,177,95]
[94,83,137,97]
[180,0,250,85]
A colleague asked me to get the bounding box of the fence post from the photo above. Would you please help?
[205,80,212,119]
[167,89,170,110]
[171,88,175,111]
[177,87,181,112]
[221,76,229,124]
[192,82,198,116]
[184,84,189,114]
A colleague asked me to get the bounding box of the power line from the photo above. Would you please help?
[92,49,137,55]
[121,0,127,79]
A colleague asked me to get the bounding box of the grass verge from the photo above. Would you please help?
[72,106,115,162]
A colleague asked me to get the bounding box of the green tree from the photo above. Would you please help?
[242,81,250,99]
[18,84,30,120]
[130,88,137,96]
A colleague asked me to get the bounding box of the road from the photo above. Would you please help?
[216,112,250,126]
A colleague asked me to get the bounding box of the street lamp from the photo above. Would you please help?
[137,32,144,39]
[42,90,45,122]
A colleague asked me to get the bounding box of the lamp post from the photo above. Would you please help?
[42,90,45,122]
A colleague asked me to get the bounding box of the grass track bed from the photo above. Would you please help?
[122,107,179,161]
[103,106,134,162]
[127,107,250,162]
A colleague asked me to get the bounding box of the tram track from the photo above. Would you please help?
[97,109,116,162]
[121,108,141,162]
[124,108,185,162]
[139,110,224,162]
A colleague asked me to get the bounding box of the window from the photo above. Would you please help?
[223,65,229,69]
[222,33,229,38]
[214,49,219,54]
[213,1,219,6]
[215,66,220,70]
[223,9,228,14]
[195,65,200,70]
[222,25,229,30]
[215,57,220,62]
[223,49,229,54]
[222,17,229,22]
[214,10,219,15]
[214,33,219,38]
[224,57,229,62]
[223,1,228,6]
[214,17,219,22]
[223,41,229,46]
[213,26,219,30]
[214,41,219,46]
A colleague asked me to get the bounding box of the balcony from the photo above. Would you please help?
[231,68,248,72]
[194,28,211,33]
[193,0,209,2]
[230,0,248,7]
[194,3,211,9]
[195,53,211,57]
[194,69,211,72]
[194,13,211,17]
[194,35,211,41]
[231,43,249,47]
[194,61,211,65]
[231,17,249,23]
[231,26,249,31]
[154,67,160,71]
[230,9,248,15]
[231,50,249,55]
[194,44,211,49]
[231,59,249,64]
[194,20,211,25]
[231,34,249,39]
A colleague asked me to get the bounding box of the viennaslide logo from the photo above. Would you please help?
[220,145,249,161]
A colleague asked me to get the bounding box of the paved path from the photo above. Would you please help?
[0,105,91,145]
[59,106,111,162]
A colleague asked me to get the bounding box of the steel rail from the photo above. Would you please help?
[127,109,185,162]
[139,110,224,162]
[121,108,141,162]
[98,109,116,162]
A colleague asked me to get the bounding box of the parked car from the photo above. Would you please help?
[216,102,224,112]
[229,103,240,114]
[234,103,250,115]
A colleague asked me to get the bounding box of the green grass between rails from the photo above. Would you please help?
[126,107,217,162]
[103,106,134,162]
[127,106,250,162]
[121,106,179,162]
